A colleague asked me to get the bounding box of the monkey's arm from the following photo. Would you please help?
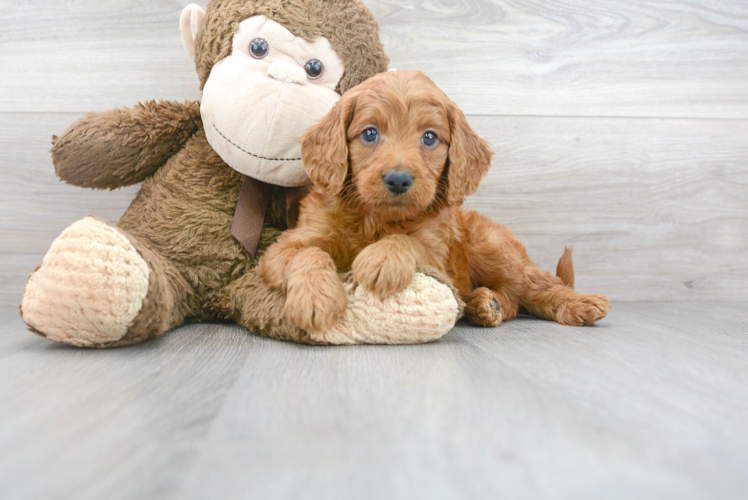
[52,100,201,189]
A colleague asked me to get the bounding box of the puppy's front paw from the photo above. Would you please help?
[286,270,347,333]
[556,293,610,326]
[352,242,416,298]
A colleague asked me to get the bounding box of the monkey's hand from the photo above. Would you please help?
[52,100,201,189]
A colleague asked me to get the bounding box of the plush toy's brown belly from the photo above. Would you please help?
[117,129,288,313]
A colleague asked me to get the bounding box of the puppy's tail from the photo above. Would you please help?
[556,247,575,289]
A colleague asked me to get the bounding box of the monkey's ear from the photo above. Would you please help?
[180,4,207,61]
[299,92,358,197]
[445,102,494,206]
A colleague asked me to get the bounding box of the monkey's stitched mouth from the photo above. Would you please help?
[212,124,301,162]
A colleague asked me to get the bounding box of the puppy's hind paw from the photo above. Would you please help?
[465,287,503,327]
[556,293,610,326]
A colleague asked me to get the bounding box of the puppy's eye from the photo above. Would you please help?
[304,59,324,79]
[361,128,379,144]
[249,38,269,59]
[422,131,438,148]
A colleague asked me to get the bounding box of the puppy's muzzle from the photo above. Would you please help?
[384,171,413,195]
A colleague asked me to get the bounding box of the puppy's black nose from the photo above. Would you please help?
[384,171,413,195]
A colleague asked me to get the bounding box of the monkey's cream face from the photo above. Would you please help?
[201,16,345,187]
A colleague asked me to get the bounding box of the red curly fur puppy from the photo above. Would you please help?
[259,70,610,333]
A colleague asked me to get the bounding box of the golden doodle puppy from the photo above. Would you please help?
[259,70,610,333]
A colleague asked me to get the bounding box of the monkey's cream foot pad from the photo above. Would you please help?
[20,217,150,347]
[311,273,460,345]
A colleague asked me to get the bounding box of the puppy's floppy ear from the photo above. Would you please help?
[444,102,494,206]
[300,91,358,196]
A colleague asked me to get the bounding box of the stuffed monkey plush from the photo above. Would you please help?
[19,0,463,348]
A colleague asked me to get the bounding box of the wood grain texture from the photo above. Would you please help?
[2,0,747,117]
[0,0,204,114]
[0,315,253,500]
[0,304,746,499]
[370,0,748,118]
[466,116,748,301]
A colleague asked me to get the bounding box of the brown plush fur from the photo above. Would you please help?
[258,71,610,332]
[32,0,392,346]
[52,101,202,190]
[195,0,390,93]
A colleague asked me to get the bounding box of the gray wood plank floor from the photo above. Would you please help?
[1,303,746,500]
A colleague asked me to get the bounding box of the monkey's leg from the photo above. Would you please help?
[20,216,193,347]
[217,267,462,345]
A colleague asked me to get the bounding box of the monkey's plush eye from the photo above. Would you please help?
[304,59,324,79]
[422,131,438,148]
[361,128,379,144]
[249,38,269,59]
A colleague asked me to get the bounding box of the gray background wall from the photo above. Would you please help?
[1,0,746,305]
